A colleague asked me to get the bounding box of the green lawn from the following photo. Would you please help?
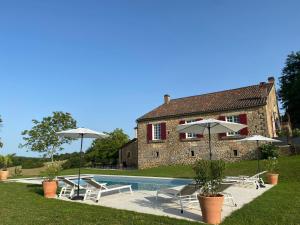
[1,155,300,225]
[60,156,295,180]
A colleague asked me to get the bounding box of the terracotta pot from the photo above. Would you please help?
[0,170,9,180]
[198,194,224,224]
[267,173,279,185]
[43,180,58,198]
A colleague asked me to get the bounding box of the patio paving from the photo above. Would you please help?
[57,184,273,222]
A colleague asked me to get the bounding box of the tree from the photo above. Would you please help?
[86,128,129,166]
[0,115,3,148]
[279,51,300,128]
[20,112,77,161]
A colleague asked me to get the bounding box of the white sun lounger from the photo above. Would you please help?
[58,177,88,199]
[82,177,133,202]
[224,171,267,189]
[157,183,237,213]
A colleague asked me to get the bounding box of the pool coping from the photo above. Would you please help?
[8,174,193,183]
[81,174,193,182]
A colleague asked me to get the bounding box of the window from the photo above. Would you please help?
[186,120,197,138]
[226,115,240,136]
[233,150,238,157]
[156,151,159,158]
[127,152,131,158]
[153,124,162,140]
[191,150,195,157]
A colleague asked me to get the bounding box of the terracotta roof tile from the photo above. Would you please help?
[137,83,273,122]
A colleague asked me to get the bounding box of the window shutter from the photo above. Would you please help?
[195,118,203,138]
[147,124,152,143]
[239,114,249,135]
[218,116,226,139]
[161,122,167,140]
[179,120,186,140]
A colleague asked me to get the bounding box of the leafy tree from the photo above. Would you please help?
[86,128,129,166]
[20,112,77,161]
[0,115,3,148]
[279,51,300,128]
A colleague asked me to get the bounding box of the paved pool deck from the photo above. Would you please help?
[9,176,273,223]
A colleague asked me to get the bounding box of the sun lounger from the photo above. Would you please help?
[157,183,237,213]
[58,176,87,199]
[156,184,200,213]
[224,171,267,189]
[82,177,133,202]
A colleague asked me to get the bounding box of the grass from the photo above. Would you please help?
[0,183,198,225]
[1,155,300,225]
[59,157,282,179]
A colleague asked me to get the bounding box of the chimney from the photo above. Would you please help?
[134,127,137,138]
[268,76,275,84]
[164,94,170,104]
[259,82,268,97]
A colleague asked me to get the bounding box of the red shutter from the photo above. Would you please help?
[161,122,167,140]
[195,118,203,138]
[179,120,186,140]
[218,116,226,139]
[147,124,152,143]
[239,114,249,135]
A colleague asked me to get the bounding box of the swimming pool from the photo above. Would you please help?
[91,175,192,191]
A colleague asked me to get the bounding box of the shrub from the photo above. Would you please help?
[193,160,225,196]
[14,167,23,176]
[264,157,279,173]
[12,156,47,169]
[22,160,44,169]
[43,162,61,181]
[277,129,289,137]
[61,155,87,169]
[0,154,14,170]
[292,128,300,137]
[260,144,279,159]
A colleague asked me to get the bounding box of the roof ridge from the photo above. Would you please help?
[170,83,272,102]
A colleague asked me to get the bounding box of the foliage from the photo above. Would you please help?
[292,128,300,137]
[20,112,77,161]
[0,115,3,148]
[85,128,129,166]
[43,162,61,181]
[276,129,289,137]
[14,167,23,176]
[61,153,86,169]
[12,156,47,169]
[279,51,300,128]
[193,160,225,196]
[0,154,15,170]
[264,157,279,174]
[260,143,279,159]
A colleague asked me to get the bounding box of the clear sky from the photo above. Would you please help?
[0,0,300,157]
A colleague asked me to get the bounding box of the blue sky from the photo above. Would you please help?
[0,0,300,157]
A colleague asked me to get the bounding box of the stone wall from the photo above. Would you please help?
[119,139,138,168]
[137,107,271,169]
[264,84,280,137]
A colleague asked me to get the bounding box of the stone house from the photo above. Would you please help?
[121,77,280,169]
[118,138,138,168]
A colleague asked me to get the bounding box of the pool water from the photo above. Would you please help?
[91,175,192,191]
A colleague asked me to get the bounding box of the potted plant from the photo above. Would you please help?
[193,160,226,224]
[0,154,14,181]
[265,157,279,185]
[42,162,61,198]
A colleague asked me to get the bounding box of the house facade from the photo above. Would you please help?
[121,77,280,169]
